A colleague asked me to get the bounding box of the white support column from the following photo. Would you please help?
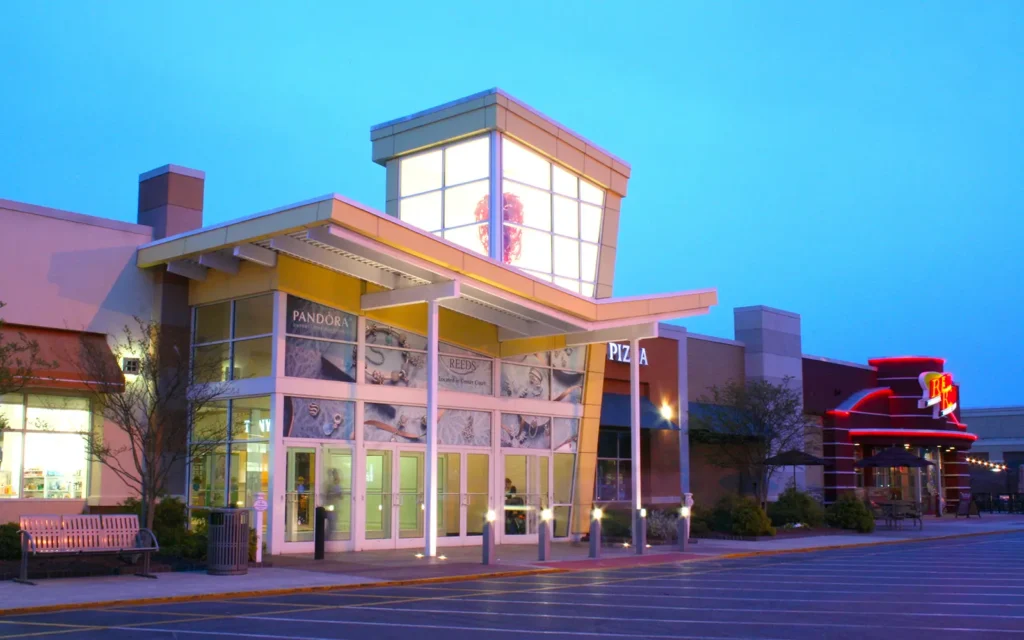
[424,299,440,556]
[630,338,642,512]
[488,130,503,262]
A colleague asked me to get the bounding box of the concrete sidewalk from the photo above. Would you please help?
[2,514,1021,615]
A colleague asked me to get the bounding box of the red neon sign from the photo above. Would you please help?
[918,372,958,420]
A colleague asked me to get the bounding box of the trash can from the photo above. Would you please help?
[207,509,251,576]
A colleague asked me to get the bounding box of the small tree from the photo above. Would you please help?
[691,377,816,505]
[73,318,231,530]
[0,301,54,429]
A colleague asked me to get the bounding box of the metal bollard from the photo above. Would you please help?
[678,506,691,552]
[482,510,496,565]
[634,508,647,555]
[538,508,552,561]
[314,506,327,560]
[588,507,603,559]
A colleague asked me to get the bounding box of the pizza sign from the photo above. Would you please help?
[918,372,959,420]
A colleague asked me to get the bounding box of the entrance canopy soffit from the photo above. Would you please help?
[136,194,716,349]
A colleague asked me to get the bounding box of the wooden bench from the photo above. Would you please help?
[17,514,160,585]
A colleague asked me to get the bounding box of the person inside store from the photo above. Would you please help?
[505,477,524,534]
[296,476,309,525]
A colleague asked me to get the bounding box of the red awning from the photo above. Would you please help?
[2,324,125,392]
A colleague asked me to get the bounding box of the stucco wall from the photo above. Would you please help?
[0,201,155,333]
[687,335,745,401]
[0,201,156,515]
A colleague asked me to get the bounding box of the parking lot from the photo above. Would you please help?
[1,532,1022,639]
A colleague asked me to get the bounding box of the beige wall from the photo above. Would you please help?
[0,202,156,333]
[0,202,155,517]
[687,336,745,402]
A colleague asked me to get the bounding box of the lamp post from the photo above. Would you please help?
[539,508,552,561]
[589,507,603,558]
[482,509,496,565]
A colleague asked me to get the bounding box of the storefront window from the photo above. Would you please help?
[595,428,632,502]
[364,321,493,395]
[398,136,491,256]
[284,296,357,383]
[501,137,604,296]
[192,294,274,382]
[500,413,552,449]
[189,396,270,509]
[501,347,585,403]
[0,394,89,500]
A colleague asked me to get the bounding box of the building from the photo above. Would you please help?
[0,90,717,556]
[0,89,980,556]
[960,406,1024,495]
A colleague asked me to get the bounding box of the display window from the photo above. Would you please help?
[0,394,90,499]
[192,294,274,382]
[190,396,270,510]
[500,348,585,403]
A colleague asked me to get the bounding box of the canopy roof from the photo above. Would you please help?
[136,194,716,347]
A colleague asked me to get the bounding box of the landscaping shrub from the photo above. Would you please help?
[645,508,679,542]
[768,487,825,528]
[0,522,21,560]
[689,506,712,536]
[826,493,875,533]
[709,494,745,533]
[730,497,775,537]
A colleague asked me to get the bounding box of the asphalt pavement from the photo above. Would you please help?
[1,532,1022,639]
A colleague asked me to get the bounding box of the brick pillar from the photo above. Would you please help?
[822,415,855,504]
[943,450,970,514]
[136,164,205,497]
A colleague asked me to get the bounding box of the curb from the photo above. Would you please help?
[0,567,563,617]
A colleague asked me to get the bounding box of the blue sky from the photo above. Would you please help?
[1,2,1021,406]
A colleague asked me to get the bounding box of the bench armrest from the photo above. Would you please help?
[136,528,160,552]
[17,530,36,553]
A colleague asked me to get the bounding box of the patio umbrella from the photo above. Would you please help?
[855,447,934,469]
[766,450,826,488]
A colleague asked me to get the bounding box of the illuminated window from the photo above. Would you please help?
[190,396,271,510]
[398,136,490,256]
[1,394,90,500]
[192,294,274,382]
[500,137,604,296]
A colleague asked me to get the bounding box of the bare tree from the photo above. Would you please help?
[0,301,55,430]
[73,318,231,530]
[690,377,815,505]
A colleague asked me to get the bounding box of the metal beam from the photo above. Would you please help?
[198,252,240,275]
[360,281,459,311]
[308,225,441,284]
[445,299,536,337]
[270,234,402,289]
[233,243,277,267]
[562,322,659,346]
[166,260,206,281]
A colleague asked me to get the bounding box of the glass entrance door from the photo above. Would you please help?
[436,451,491,544]
[502,453,549,541]
[363,447,425,549]
[285,447,316,542]
[320,447,353,544]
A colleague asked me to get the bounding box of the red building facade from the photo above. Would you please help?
[822,356,976,513]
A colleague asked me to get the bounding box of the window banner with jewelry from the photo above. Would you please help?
[364,321,493,395]
[438,343,493,396]
[552,418,579,453]
[501,349,584,403]
[285,296,357,382]
[285,337,356,382]
[500,413,553,449]
[286,296,357,341]
[283,396,355,440]
[364,403,492,446]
